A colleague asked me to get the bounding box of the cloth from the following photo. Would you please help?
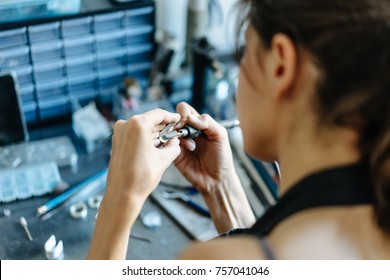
[220,163,375,257]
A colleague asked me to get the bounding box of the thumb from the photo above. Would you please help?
[159,138,181,164]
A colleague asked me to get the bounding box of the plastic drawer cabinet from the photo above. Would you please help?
[0,0,156,123]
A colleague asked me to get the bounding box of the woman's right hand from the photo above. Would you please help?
[173,102,237,195]
[174,103,255,233]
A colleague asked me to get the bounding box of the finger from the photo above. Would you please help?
[186,114,227,140]
[135,109,181,128]
[176,102,200,119]
[153,124,166,133]
[175,102,201,129]
[153,138,161,147]
[160,138,181,163]
[181,138,196,151]
[152,131,160,139]
[112,120,127,144]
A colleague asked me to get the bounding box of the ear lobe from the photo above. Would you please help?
[271,33,298,99]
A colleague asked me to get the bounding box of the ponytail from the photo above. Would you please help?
[238,0,390,234]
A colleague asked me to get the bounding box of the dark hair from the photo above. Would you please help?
[239,0,390,234]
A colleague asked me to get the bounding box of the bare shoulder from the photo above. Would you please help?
[177,236,266,260]
[268,206,390,259]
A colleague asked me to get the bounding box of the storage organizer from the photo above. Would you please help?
[0,1,155,123]
[0,0,81,24]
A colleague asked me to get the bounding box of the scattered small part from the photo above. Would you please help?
[130,233,153,243]
[69,201,88,219]
[88,195,103,209]
[44,235,64,260]
[141,211,162,229]
[3,208,11,217]
[19,216,33,241]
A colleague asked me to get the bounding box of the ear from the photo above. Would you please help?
[269,33,298,100]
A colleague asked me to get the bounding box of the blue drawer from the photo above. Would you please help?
[2,65,34,85]
[63,35,95,57]
[31,41,63,63]
[19,83,35,102]
[68,73,97,97]
[95,30,125,52]
[127,62,152,77]
[0,46,30,68]
[125,25,154,46]
[34,61,65,82]
[62,16,92,38]
[28,22,60,43]
[69,74,97,106]
[94,11,124,32]
[36,78,67,99]
[0,28,27,49]
[22,101,38,122]
[97,48,126,69]
[127,44,154,64]
[98,67,124,102]
[98,67,124,82]
[38,95,71,119]
[125,7,154,26]
[66,54,96,78]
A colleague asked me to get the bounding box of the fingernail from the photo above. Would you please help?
[175,120,185,129]
[186,139,196,151]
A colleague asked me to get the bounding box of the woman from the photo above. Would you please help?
[88,0,390,259]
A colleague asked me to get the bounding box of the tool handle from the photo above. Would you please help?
[182,197,211,218]
[19,216,28,227]
[179,125,204,139]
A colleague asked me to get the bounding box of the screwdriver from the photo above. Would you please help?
[19,216,33,241]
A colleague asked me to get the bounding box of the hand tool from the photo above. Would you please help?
[162,191,210,218]
[19,216,33,241]
[159,119,240,144]
[37,168,107,218]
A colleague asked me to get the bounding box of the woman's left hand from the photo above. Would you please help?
[105,109,182,205]
[88,109,181,259]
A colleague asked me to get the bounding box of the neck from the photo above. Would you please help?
[277,124,361,195]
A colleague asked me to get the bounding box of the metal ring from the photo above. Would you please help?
[88,195,103,209]
[159,123,175,144]
[69,201,88,219]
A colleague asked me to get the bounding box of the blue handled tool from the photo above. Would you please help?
[37,169,108,216]
[162,191,211,218]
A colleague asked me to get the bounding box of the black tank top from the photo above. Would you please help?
[221,163,375,239]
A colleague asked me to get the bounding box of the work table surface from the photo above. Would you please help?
[0,121,191,260]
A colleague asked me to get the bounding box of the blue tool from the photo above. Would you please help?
[37,169,107,216]
[162,191,211,218]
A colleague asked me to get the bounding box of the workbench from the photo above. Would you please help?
[0,121,192,260]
